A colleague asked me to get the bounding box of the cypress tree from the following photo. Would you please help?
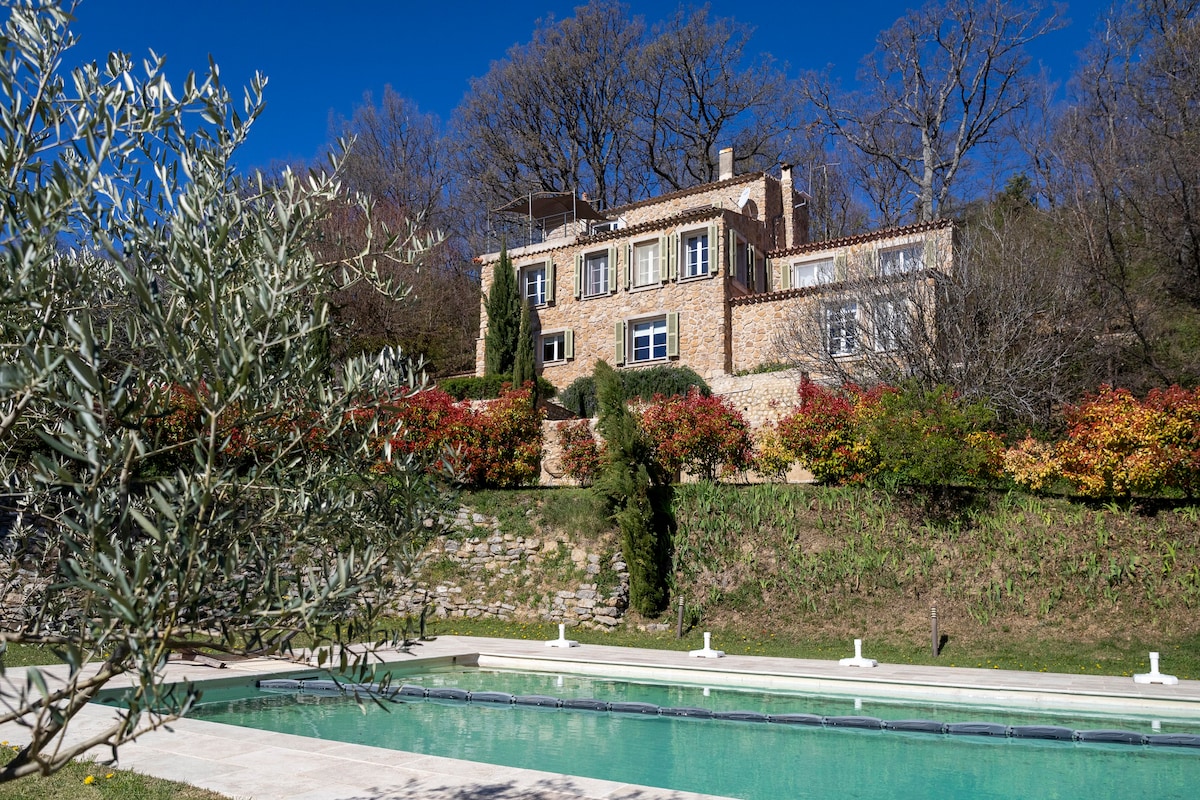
[483,245,520,376]
[593,361,671,616]
[511,298,535,391]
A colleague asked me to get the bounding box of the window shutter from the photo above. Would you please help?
[659,235,669,283]
[574,253,583,299]
[608,246,618,294]
[728,228,737,275]
[613,321,626,364]
[763,256,772,292]
[748,245,757,288]
[666,312,679,358]
[707,224,717,276]
[545,260,555,303]
[834,252,848,282]
[781,260,792,290]
[564,329,574,360]
[624,243,632,290]
[667,233,678,281]
[923,235,937,271]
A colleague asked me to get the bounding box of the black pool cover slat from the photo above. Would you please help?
[947,722,1011,737]
[826,716,884,729]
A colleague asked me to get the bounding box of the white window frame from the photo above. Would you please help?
[540,330,570,364]
[878,243,924,276]
[826,301,858,357]
[523,263,547,306]
[633,239,661,287]
[631,317,667,362]
[583,250,609,297]
[682,228,710,278]
[791,257,835,288]
[872,296,908,352]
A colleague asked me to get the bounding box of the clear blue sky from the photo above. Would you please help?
[66,0,1104,173]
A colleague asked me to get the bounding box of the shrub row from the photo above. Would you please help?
[558,365,709,419]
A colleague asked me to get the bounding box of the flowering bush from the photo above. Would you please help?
[1054,385,1200,499]
[775,381,891,484]
[556,419,602,485]
[458,387,544,488]
[1002,435,1060,492]
[639,388,753,481]
[751,425,793,481]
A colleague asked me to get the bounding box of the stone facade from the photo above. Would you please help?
[476,162,955,395]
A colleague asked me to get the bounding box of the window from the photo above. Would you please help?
[872,297,908,352]
[826,302,858,356]
[879,244,924,276]
[632,317,668,362]
[615,313,679,364]
[540,330,573,363]
[683,230,709,277]
[523,264,547,306]
[792,258,835,288]
[634,240,661,287]
[584,251,609,297]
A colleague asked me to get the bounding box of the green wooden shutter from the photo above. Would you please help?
[546,260,555,303]
[748,245,757,289]
[834,252,848,282]
[668,233,678,281]
[707,224,718,276]
[574,253,583,299]
[624,243,632,290]
[608,246,618,294]
[659,234,669,284]
[613,321,626,364]
[564,329,574,360]
[666,312,679,358]
[923,235,937,271]
[728,229,737,276]
[763,256,772,292]
[781,259,792,290]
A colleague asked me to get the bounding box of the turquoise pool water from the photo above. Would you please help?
[184,667,1200,799]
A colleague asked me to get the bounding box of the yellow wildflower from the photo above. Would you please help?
[84,775,96,785]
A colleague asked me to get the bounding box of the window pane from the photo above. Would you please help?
[635,241,659,286]
[585,252,608,296]
[685,233,708,276]
[793,258,834,287]
[880,245,923,275]
[542,333,563,362]
[631,318,667,362]
[525,266,546,305]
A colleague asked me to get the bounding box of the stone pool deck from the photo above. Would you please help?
[2,635,1198,799]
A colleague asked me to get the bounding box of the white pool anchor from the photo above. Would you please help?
[1133,651,1178,685]
[545,623,579,648]
[839,638,878,668]
[688,631,725,658]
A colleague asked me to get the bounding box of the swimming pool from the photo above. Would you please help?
[182,666,1200,800]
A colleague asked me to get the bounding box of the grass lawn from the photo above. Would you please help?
[0,747,227,800]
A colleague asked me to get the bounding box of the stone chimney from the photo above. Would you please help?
[718,147,734,181]
[780,163,810,249]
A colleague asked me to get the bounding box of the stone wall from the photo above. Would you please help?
[390,508,629,630]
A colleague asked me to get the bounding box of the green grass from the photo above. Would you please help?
[0,644,57,669]
[0,748,228,799]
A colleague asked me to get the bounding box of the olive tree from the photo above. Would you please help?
[0,0,447,781]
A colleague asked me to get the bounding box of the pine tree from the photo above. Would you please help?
[483,245,520,376]
[511,297,536,392]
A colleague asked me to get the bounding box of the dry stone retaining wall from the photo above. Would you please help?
[391,508,629,630]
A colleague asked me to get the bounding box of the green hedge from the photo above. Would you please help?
[559,365,710,418]
[439,375,556,401]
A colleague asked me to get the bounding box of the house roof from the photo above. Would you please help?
[768,217,953,259]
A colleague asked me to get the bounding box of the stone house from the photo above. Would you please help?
[475,147,954,396]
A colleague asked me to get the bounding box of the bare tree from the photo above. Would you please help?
[803,0,1063,223]
[451,0,644,210]
[631,7,803,194]
[1051,0,1200,389]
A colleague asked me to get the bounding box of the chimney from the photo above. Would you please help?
[779,163,809,249]
[718,147,734,181]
